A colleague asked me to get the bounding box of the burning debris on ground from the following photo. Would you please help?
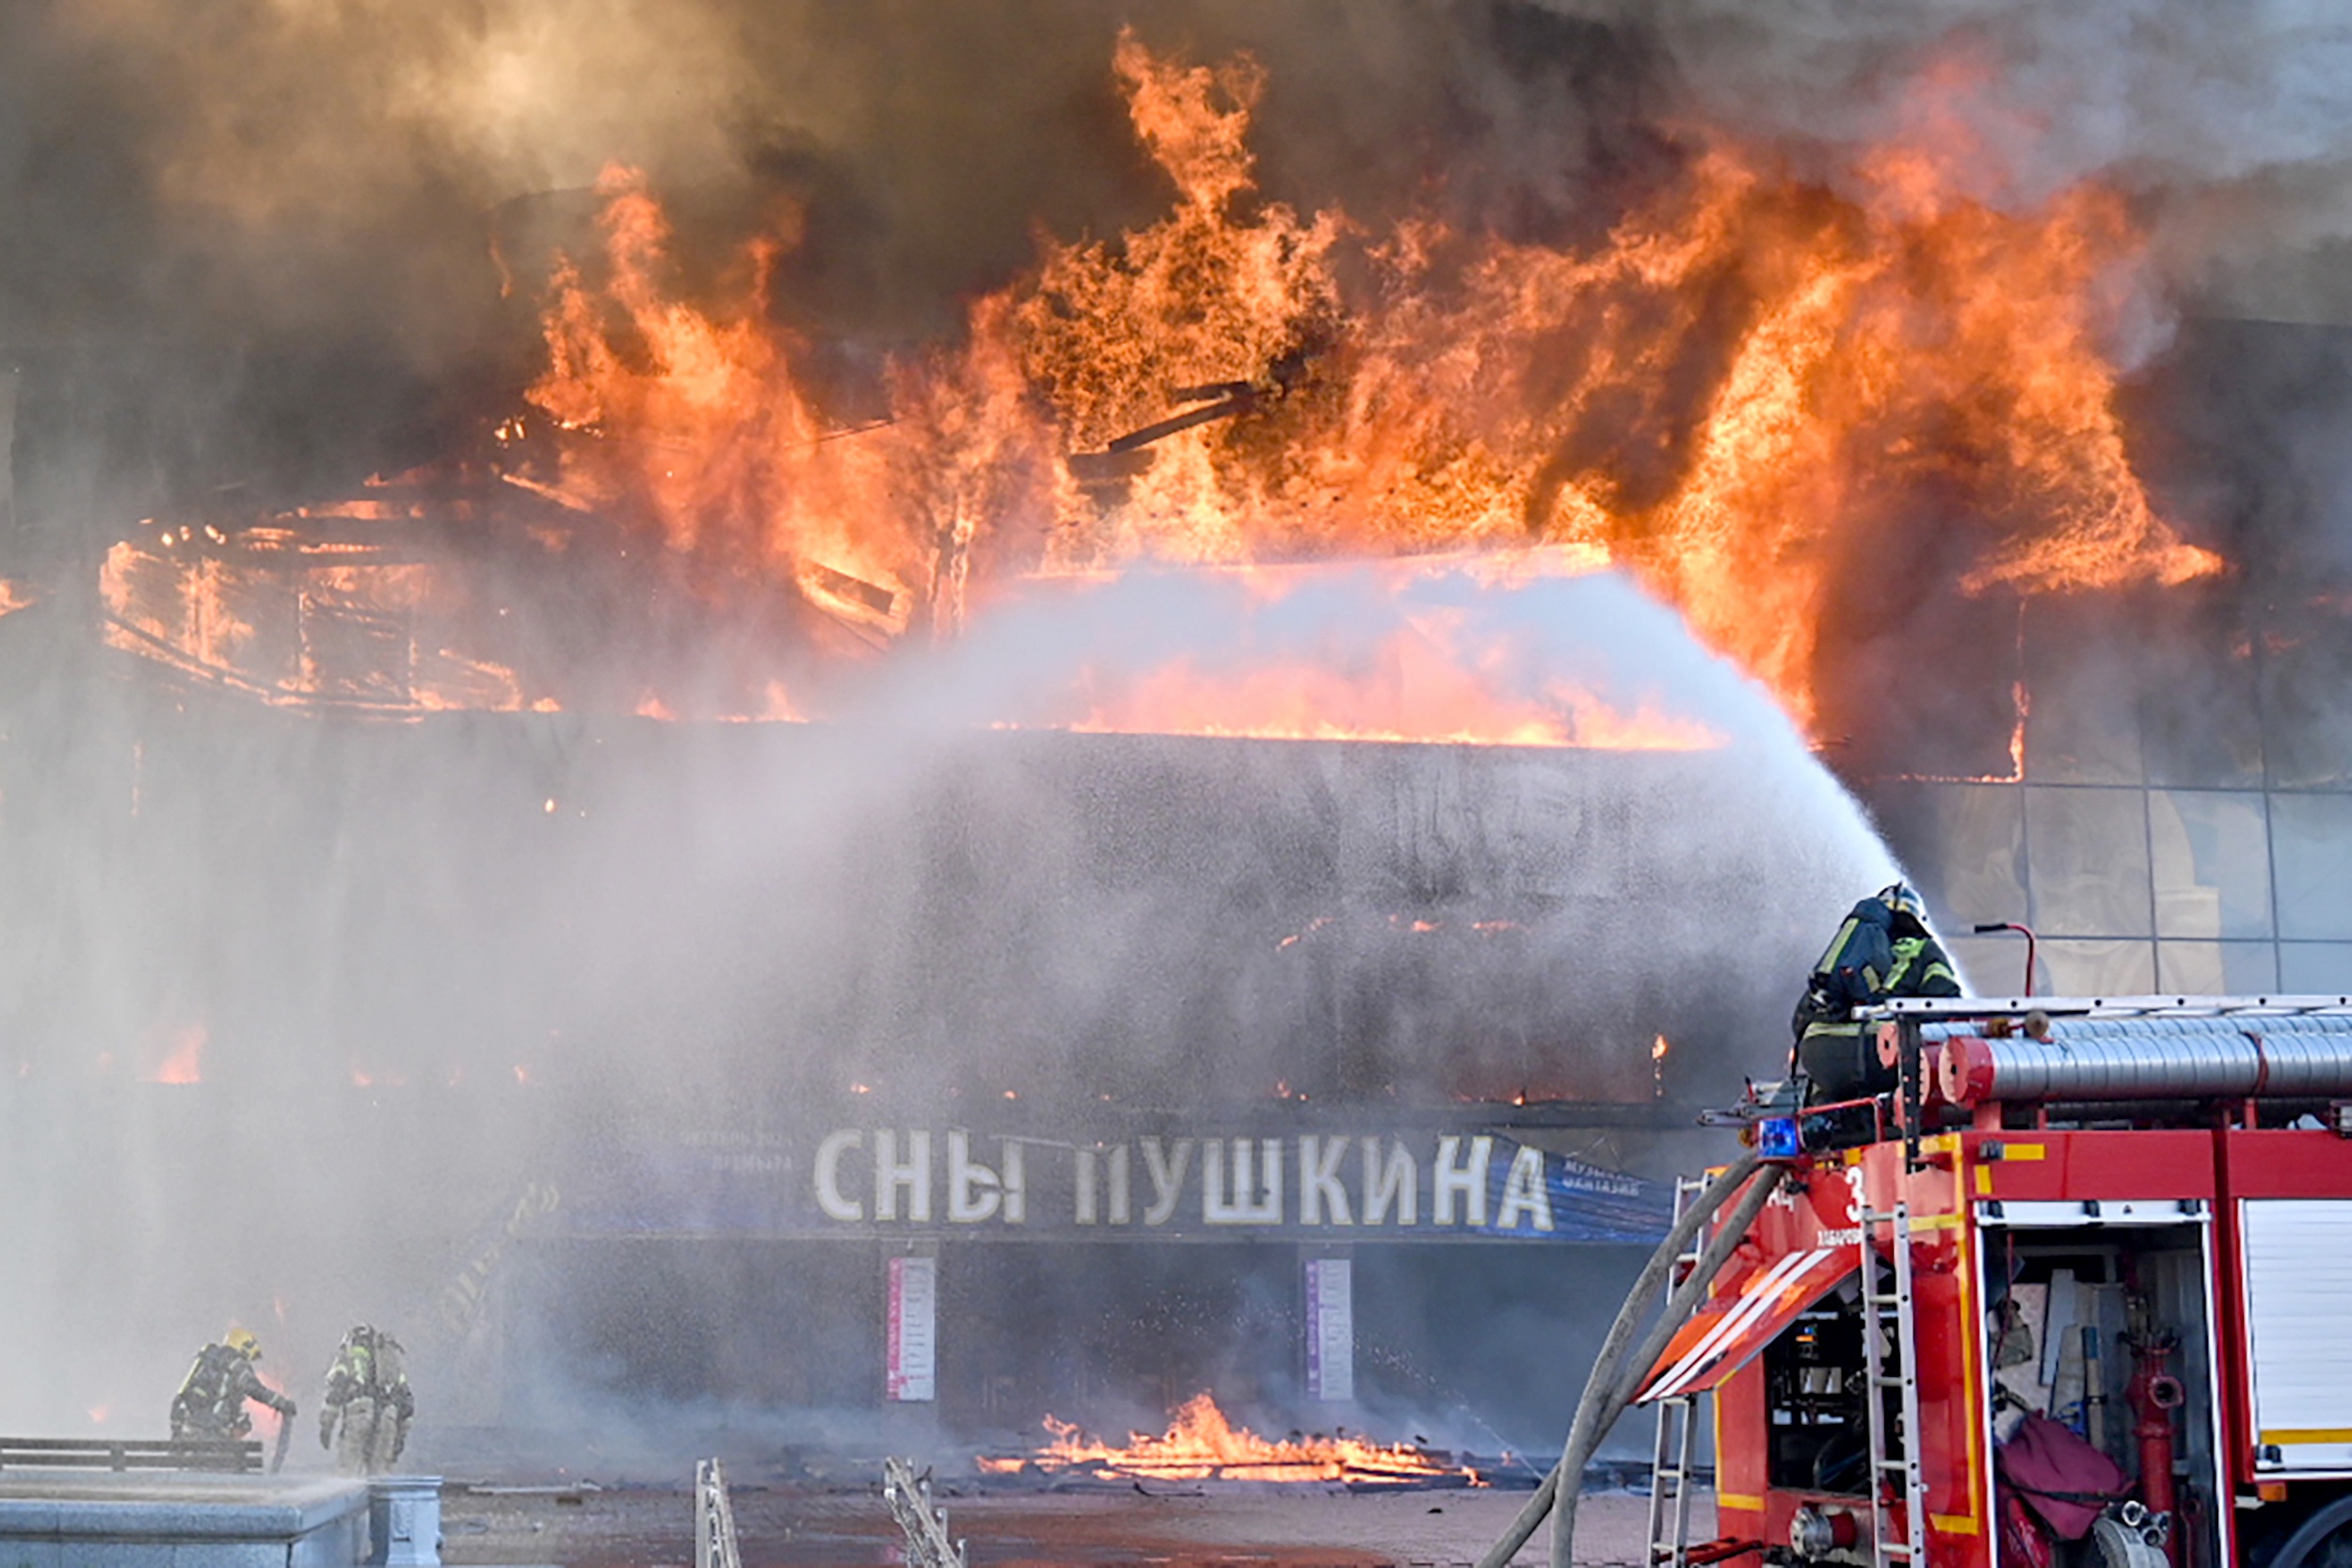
[974,1392,1495,1493]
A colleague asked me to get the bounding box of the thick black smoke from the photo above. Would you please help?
[7,1,2347,525]
[0,2,1664,525]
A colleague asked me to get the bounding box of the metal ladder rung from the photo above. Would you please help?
[1857,1204,1928,1568]
[1644,1175,1715,1568]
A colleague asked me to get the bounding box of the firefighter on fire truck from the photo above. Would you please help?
[1480,930,2352,1568]
[168,1327,296,1441]
[1792,883,1960,1099]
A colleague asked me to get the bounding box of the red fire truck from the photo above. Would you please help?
[1636,996,2352,1568]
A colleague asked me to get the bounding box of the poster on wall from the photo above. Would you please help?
[886,1256,937,1402]
[1304,1256,1354,1402]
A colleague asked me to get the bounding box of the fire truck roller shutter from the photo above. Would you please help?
[1636,1246,1858,1402]
[1935,1016,2352,1105]
[2241,1200,2352,1475]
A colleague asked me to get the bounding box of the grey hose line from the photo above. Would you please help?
[1547,1164,1786,1568]
[1612,1163,1788,1410]
[1474,1153,1764,1568]
[1473,1154,1760,1568]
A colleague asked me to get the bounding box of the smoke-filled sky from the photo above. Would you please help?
[6,0,2351,516]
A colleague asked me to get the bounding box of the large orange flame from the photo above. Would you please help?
[110,33,2220,744]
[501,30,2216,740]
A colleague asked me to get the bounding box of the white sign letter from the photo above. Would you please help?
[1362,1138,1417,1226]
[814,1129,865,1223]
[1496,1144,1554,1232]
[1203,1138,1283,1225]
[1433,1135,1493,1226]
[1300,1136,1352,1226]
[1000,1137,1027,1224]
[1141,1138,1193,1226]
[874,1129,932,1223]
[948,1130,1000,1224]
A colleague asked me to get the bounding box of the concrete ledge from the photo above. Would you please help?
[0,1472,369,1567]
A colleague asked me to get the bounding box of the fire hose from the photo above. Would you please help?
[2124,1328,2184,1568]
[1476,1154,1785,1568]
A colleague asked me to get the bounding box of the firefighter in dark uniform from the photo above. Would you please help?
[1792,883,1960,1100]
[169,1328,296,1440]
[318,1324,414,1474]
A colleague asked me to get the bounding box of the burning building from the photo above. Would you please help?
[1,0,2349,1473]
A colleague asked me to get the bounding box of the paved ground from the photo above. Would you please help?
[440,1482,1718,1568]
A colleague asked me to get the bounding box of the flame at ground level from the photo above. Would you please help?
[980,1392,1483,1485]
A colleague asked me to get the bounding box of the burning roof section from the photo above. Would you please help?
[100,31,2218,746]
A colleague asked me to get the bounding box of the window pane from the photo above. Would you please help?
[2025,788,2153,937]
[2149,791,2272,939]
[2137,592,2264,789]
[2262,616,2352,789]
[1947,934,2034,999]
[2279,942,2352,995]
[2270,795,2352,941]
[2036,938,2155,996]
[1866,783,2026,930]
[2156,940,2278,995]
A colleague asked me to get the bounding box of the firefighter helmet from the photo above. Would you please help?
[224,1327,260,1359]
[1878,883,1927,924]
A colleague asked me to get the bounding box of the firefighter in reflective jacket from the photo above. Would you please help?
[1792,883,1960,1099]
[318,1324,413,1474]
[169,1328,296,1440]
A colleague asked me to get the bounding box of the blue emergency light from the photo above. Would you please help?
[1757,1115,1803,1160]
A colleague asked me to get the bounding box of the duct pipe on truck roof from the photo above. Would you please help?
[1937,1016,2352,1105]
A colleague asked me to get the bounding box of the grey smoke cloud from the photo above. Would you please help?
[0,5,1650,386]
[1546,0,2352,187]
[1534,0,2352,315]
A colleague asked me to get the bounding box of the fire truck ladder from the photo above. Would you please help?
[1858,1205,1928,1568]
[1644,1175,1713,1568]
